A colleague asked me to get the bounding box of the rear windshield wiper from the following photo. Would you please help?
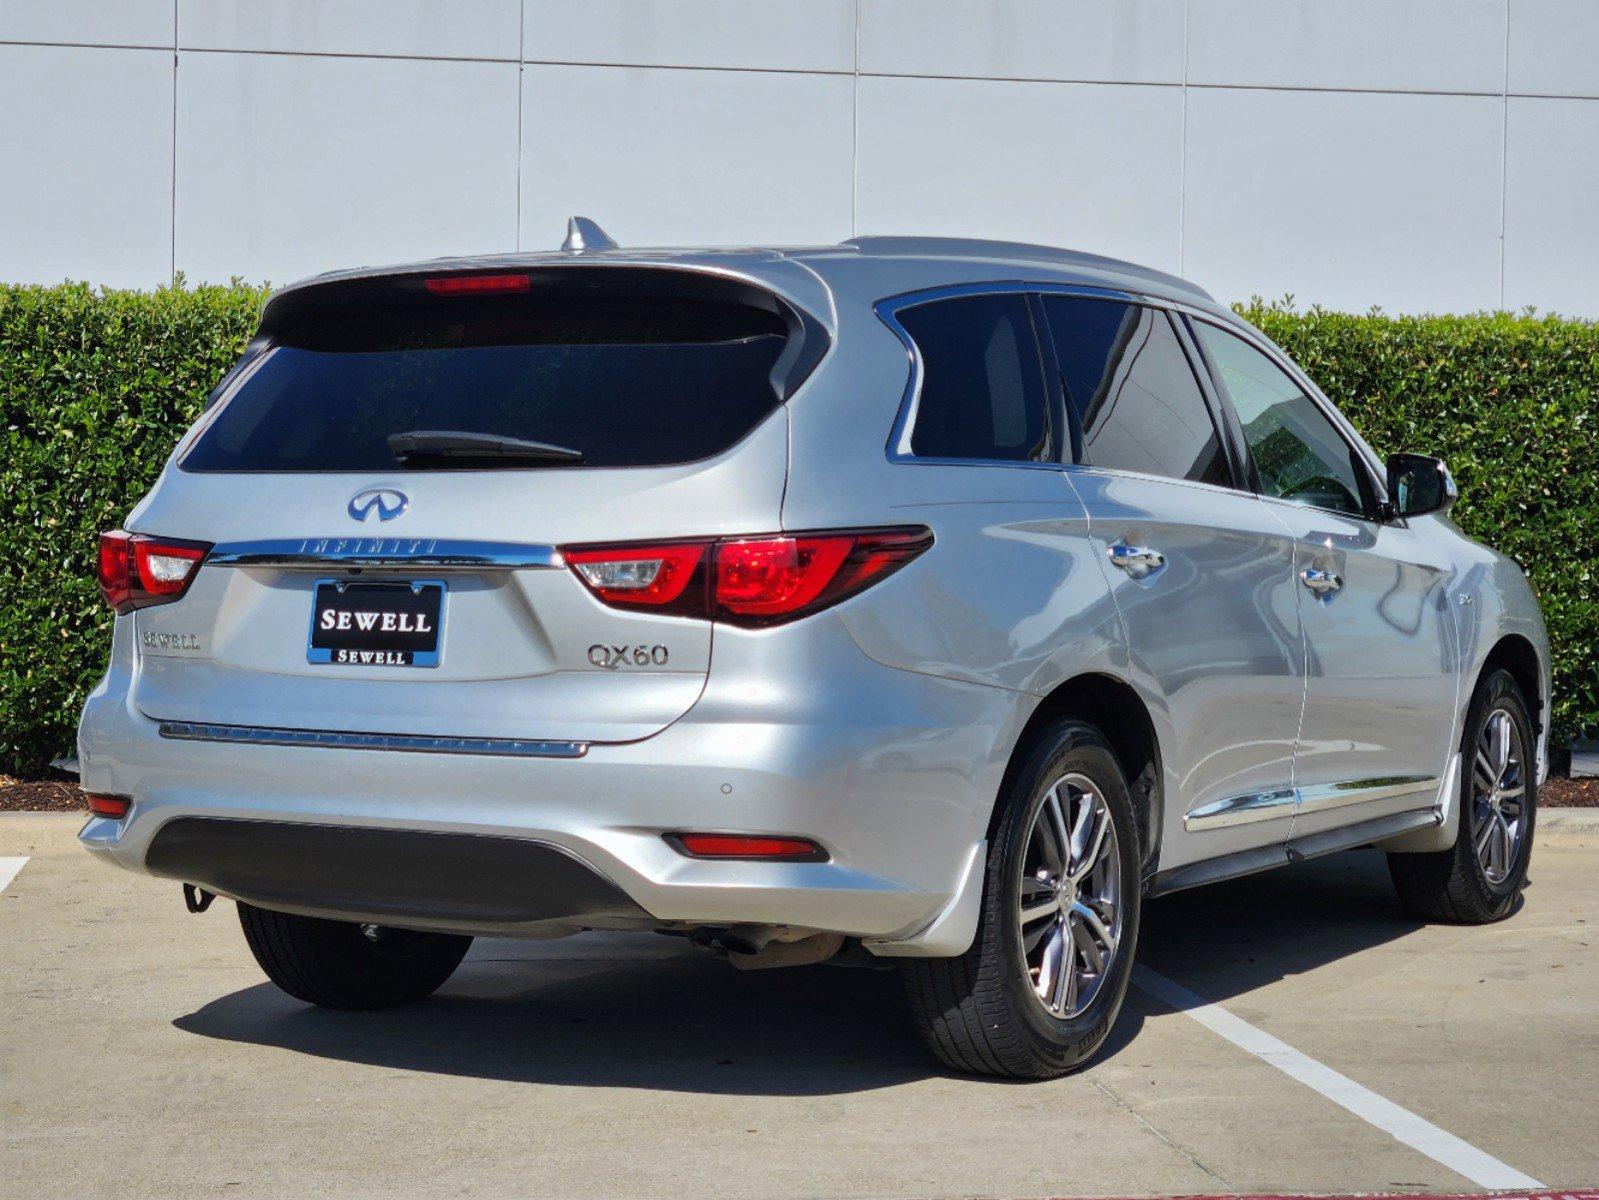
[387,430,585,467]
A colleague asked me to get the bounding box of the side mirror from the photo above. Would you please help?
[1385,453,1458,519]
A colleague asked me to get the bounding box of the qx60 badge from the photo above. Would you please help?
[589,644,670,670]
[348,488,408,523]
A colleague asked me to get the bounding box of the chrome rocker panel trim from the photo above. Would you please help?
[1152,808,1443,896]
[157,720,590,759]
[1183,787,1296,830]
[1184,775,1438,831]
[206,537,564,571]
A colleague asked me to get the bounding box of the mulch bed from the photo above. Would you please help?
[0,774,86,812]
[1538,774,1599,807]
[6,770,1599,811]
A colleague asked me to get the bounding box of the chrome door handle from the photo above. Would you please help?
[1300,566,1343,598]
[1107,541,1166,576]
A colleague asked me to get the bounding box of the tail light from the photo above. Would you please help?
[669,833,827,861]
[97,531,211,614]
[563,527,931,627]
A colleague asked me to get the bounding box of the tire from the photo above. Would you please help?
[900,719,1142,1078]
[237,902,472,1010]
[1388,668,1537,924]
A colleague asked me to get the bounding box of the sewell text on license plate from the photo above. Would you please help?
[308,579,445,667]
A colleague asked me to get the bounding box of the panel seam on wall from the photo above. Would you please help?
[1499,0,1511,309]
[1179,0,1190,274]
[516,0,526,252]
[169,1,178,284]
[0,37,1583,101]
[139,43,520,65]
[851,0,861,236]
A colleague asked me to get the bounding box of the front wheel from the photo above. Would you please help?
[238,902,472,1010]
[900,719,1141,1078]
[1388,668,1537,923]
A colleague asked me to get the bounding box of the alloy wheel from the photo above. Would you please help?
[1471,707,1527,885]
[1019,773,1123,1019]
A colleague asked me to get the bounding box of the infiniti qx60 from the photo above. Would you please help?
[78,226,1547,1077]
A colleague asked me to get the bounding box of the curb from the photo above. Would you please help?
[1536,807,1599,847]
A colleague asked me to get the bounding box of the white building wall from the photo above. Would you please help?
[1,0,1594,315]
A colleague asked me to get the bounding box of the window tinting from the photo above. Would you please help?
[1192,322,1368,517]
[899,293,1052,462]
[1041,297,1230,486]
[182,294,791,472]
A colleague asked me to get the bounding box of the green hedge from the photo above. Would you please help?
[2,282,265,775]
[1241,300,1599,747]
[1,284,1595,776]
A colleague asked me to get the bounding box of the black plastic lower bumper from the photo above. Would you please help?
[144,817,650,929]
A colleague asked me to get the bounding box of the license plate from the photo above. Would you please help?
[308,580,445,667]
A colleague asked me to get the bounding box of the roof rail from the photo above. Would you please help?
[837,235,1213,301]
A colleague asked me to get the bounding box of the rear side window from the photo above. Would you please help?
[1041,297,1230,487]
[183,272,805,473]
[897,293,1053,463]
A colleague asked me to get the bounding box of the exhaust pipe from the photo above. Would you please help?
[691,925,845,970]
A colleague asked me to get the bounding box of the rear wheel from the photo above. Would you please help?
[900,719,1141,1078]
[1388,669,1537,923]
[238,902,472,1009]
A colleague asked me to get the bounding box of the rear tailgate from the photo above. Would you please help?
[123,265,820,745]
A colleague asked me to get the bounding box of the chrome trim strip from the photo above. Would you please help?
[157,720,589,759]
[1185,775,1440,831]
[1295,775,1437,814]
[207,537,563,571]
[1184,788,1296,831]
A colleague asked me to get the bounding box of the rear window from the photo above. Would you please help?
[183,271,805,473]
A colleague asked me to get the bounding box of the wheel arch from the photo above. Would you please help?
[1478,633,1544,743]
[996,673,1164,876]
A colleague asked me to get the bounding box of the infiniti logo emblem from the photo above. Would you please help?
[348,488,409,523]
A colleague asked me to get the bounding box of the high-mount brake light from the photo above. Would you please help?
[97,531,211,614]
[669,833,827,861]
[562,527,931,626]
[423,273,532,296]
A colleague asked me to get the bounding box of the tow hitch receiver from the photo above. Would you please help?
[182,883,215,914]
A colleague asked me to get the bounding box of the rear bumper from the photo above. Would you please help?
[144,817,649,932]
[78,618,1027,947]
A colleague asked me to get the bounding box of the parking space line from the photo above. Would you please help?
[0,857,28,895]
[1132,965,1544,1190]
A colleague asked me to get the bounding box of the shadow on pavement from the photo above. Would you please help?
[1136,847,1426,1000]
[175,849,1426,1093]
[176,938,935,1096]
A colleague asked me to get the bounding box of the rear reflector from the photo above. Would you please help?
[423,273,531,296]
[563,527,931,626]
[98,531,210,614]
[670,833,827,861]
[84,793,130,819]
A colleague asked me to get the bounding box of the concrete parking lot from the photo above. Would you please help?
[2,810,1595,1199]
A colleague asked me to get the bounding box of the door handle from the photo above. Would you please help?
[1107,541,1166,576]
[1300,566,1343,599]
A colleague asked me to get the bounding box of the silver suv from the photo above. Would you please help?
[77,228,1548,1078]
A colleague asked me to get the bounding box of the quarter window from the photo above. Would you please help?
[1192,322,1369,517]
[898,293,1053,463]
[1040,297,1230,486]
